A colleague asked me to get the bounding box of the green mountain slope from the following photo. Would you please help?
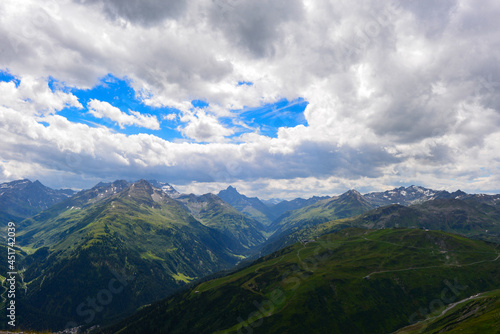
[266,195,330,221]
[308,198,500,244]
[218,186,274,225]
[17,180,131,248]
[16,180,244,330]
[394,289,500,334]
[0,179,75,225]
[263,198,500,255]
[176,193,267,252]
[102,228,500,334]
[269,189,374,237]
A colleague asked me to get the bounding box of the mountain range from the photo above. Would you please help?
[176,192,266,252]
[1,179,499,332]
[363,185,466,207]
[0,179,75,225]
[260,196,500,256]
[269,189,374,237]
[217,186,276,225]
[103,228,500,334]
[14,180,250,329]
[217,186,331,225]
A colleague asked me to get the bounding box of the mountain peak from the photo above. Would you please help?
[450,189,468,198]
[121,180,155,199]
[0,179,76,222]
[92,180,130,191]
[364,185,450,207]
[218,186,273,225]
[146,180,180,197]
[27,180,50,192]
[341,189,363,199]
[218,186,243,198]
[131,179,154,191]
[94,181,112,188]
[113,179,130,186]
[225,185,238,193]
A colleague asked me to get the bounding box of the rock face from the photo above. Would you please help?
[218,186,274,225]
[0,179,75,224]
[363,185,455,207]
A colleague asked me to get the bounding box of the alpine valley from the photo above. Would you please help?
[0,180,499,333]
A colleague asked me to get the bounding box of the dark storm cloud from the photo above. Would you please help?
[209,0,304,57]
[74,0,188,26]
[195,141,402,184]
[399,0,458,37]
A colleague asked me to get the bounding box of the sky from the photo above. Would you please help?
[1,0,500,199]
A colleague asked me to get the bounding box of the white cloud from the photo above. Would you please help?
[87,99,160,130]
[162,113,177,121]
[0,76,82,114]
[1,0,500,196]
[178,109,234,142]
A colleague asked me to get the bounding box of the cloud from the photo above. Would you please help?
[162,113,177,121]
[208,0,304,57]
[87,99,160,130]
[1,0,500,197]
[178,109,234,142]
[0,75,82,114]
[73,0,188,26]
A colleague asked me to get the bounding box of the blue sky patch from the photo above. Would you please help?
[0,69,21,87]
[41,73,309,142]
[228,98,309,137]
[191,99,209,108]
[49,74,184,140]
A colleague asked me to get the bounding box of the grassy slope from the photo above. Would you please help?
[0,243,30,331]
[263,198,500,256]
[0,210,25,226]
[217,187,273,226]
[0,193,41,225]
[269,190,374,238]
[103,228,500,334]
[177,194,266,252]
[266,196,330,222]
[320,199,500,242]
[0,180,75,225]
[16,180,131,247]
[16,181,243,330]
[394,289,500,333]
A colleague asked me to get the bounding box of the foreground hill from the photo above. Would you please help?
[16,180,245,330]
[102,228,500,334]
[394,289,500,333]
